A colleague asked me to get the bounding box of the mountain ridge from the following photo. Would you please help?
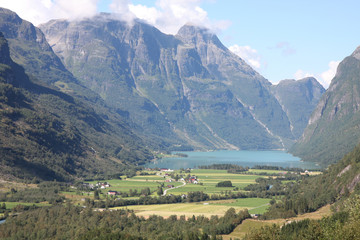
[40,13,323,151]
[291,46,360,165]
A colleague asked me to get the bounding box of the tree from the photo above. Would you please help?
[94,190,100,200]
[216,181,233,187]
[157,187,163,196]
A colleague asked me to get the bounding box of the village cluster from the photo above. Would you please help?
[78,168,200,197]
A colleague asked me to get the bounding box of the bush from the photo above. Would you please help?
[216,181,233,187]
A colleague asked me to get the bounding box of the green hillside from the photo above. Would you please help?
[245,142,360,239]
[0,32,152,181]
[291,49,360,166]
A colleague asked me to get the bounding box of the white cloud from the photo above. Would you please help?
[228,45,261,69]
[320,61,340,88]
[122,0,230,34]
[110,0,136,22]
[293,60,340,89]
[294,70,314,80]
[0,0,99,25]
[0,0,230,34]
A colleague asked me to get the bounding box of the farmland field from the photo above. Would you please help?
[114,198,270,218]
[0,202,50,209]
[84,169,265,197]
[86,176,182,196]
[166,169,261,195]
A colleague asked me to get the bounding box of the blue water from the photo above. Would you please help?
[0,219,5,224]
[145,150,319,170]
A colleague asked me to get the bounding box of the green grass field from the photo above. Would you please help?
[85,175,183,198]
[0,202,50,209]
[114,198,270,218]
[80,169,269,198]
[167,169,260,195]
[222,219,275,239]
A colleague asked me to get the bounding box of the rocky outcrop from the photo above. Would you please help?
[271,77,325,139]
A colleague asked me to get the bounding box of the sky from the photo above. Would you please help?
[1,0,360,88]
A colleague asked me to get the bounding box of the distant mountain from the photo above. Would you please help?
[0,10,153,181]
[291,46,360,165]
[40,14,316,150]
[271,77,325,139]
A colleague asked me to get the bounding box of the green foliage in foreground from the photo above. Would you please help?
[245,195,360,240]
[0,204,250,239]
[264,142,360,219]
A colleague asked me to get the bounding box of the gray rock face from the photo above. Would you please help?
[39,14,323,150]
[271,77,325,139]
[291,47,360,165]
[352,46,360,61]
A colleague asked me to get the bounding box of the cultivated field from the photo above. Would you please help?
[165,169,261,195]
[115,198,270,218]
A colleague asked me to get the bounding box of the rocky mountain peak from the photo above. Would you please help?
[176,24,226,50]
[351,45,360,60]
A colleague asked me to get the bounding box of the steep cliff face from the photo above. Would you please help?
[291,47,360,165]
[271,77,325,139]
[0,8,103,104]
[40,15,307,150]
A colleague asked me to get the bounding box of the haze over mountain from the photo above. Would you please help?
[291,46,360,165]
[39,13,324,151]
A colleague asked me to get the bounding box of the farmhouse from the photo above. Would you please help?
[107,190,118,196]
[160,168,174,172]
[188,176,198,184]
[96,182,111,189]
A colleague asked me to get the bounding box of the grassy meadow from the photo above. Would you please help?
[0,202,50,209]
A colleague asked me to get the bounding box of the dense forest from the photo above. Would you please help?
[0,204,250,239]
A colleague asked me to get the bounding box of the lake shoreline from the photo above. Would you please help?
[144,150,320,170]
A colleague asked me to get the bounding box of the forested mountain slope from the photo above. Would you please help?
[245,143,360,239]
[291,46,360,165]
[265,142,360,219]
[0,32,152,181]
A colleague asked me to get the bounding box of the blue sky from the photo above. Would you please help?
[2,0,360,88]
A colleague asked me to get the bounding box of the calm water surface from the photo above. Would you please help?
[145,150,319,170]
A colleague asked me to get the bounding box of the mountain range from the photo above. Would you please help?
[39,13,324,151]
[0,8,328,180]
